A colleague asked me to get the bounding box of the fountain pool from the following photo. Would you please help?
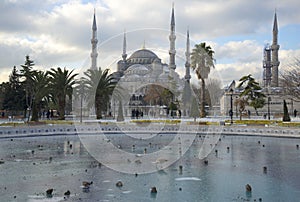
[0,133,300,201]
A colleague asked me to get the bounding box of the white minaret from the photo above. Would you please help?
[90,9,98,70]
[169,4,176,70]
[184,29,191,83]
[271,11,280,87]
[122,30,127,62]
[182,29,192,116]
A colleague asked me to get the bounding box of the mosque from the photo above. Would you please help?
[220,12,300,118]
[89,6,193,118]
[88,6,298,119]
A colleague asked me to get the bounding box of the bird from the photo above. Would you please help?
[46,188,53,197]
[151,187,157,193]
[82,181,93,190]
[64,190,71,196]
[116,181,123,187]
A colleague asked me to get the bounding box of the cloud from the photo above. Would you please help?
[211,40,263,66]
[278,49,300,70]
[0,0,300,85]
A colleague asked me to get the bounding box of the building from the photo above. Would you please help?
[90,6,193,118]
[220,12,300,118]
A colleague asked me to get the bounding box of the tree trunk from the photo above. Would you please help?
[58,97,65,120]
[117,100,124,121]
[95,97,102,119]
[200,78,206,118]
[31,101,39,122]
[283,99,291,122]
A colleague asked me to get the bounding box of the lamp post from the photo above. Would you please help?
[113,100,116,119]
[235,96,238,118]
[80,81,84,123]
[267,96,271,120]
[229,89,233,124]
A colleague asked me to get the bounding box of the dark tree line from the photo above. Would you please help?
[0,56,119,122]
[0,55,78,121]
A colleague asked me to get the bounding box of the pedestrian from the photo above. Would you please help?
[50,110,54,119]
[140,110,143,118]
[263,113,267,119]
[294,109,298,117]
[46,110,50,119]
[135,109,139,119]
[229,109,233,117]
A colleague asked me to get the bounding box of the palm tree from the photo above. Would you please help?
[93,69,117,119]
[191,42,215,117]
[48,67,78,120]
[30,71,50,121]
[237,74,266,115]
[81,68,103,108]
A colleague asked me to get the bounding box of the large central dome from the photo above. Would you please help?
[128,49,159,64]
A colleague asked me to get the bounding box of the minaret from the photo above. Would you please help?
[271,11,280,87]
[116,30,127,77]
[90,9,98,70]
[263,44,272,87]
[169,4,176,70]
[182,29,192,116]
[122,30,127,62]
[184,29,191,83]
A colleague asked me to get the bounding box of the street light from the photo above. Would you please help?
[229,89,233,124]
[113,100,116,119]
[80,82,83,123]
[267,96,271,120]
[235,96,238,118]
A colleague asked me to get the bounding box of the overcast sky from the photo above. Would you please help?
[1,0,300,86]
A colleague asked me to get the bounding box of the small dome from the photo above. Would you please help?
[127,64,149,72]
[159,72,168,79]
[128,49,159,64]
[124,64,149,76]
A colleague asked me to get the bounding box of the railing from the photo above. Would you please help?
[0,124,300,138]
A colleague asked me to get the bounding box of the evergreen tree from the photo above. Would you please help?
[282,100,291,122]
[20,55,36,120]
[238,74,266,115]
[2,66,26,116]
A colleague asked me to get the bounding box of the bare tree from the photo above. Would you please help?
[206,78,222,107]
[191,84,211,109]
[280,59,300,101]
[234,97,248,120]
